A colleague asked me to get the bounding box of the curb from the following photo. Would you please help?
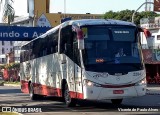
[146,90,160,95]
[146,92,160,95]
[0,112,22,115]
[0,82,4,86]
[4,84,20,87]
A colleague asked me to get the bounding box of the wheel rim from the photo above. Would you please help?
[29,84,33,97]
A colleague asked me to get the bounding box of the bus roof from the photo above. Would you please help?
[21,19,136,47]
[45,19,136,37]
[69,19,136,27]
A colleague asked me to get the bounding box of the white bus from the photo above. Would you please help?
[20,19,147,107]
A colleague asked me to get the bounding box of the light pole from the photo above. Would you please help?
[132,2,154,23]
[64,0,66,18]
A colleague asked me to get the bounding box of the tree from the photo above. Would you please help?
[103,9,160,25]
[0,0,15,24]
[104,9,134,22]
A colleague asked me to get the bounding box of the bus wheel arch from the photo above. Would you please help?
[28,81,31,93]
[61,79,67,98]
[28,81,43,100]
[61,79,76,107]
[28,81,36,100]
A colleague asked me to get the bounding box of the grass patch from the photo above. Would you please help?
[4,81,20,85]
[0,81,4,83]
[0,112,19,115]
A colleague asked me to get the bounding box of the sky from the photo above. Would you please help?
[13,0,153,16]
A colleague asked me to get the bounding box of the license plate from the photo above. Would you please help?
[113,90,124,94]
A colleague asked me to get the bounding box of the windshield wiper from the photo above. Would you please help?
[122,63,142,69]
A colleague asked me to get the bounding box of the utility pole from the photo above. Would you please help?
[145,0,152,11]
[64,0,66,18]
[132,2,154,23]
[132,0,160,24]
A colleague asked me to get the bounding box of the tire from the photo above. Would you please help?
[111,99,123,105]
[29,83,36,100]
[29,83,43,100]
[64,83,76,107]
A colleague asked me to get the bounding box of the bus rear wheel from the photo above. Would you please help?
[29,83,36,100]
[111,99,123,105]
[29,83,43,100]
[64,84,76,107]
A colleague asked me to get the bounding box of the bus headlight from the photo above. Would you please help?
[135,78,146,86]
[83,79,101,87]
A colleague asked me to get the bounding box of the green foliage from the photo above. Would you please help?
[1,63,20,70]
[4,81,20,85]
[103,9,160,25]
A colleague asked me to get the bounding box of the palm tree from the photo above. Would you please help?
[0,0,15,24]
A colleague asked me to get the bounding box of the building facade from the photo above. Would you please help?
[0,40,14,64]
[29,0,102,27]
[140,17,160,84]
[0,23,14,64]
[11,16,34,63]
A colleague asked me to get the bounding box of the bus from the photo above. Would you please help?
[20,19,147,107]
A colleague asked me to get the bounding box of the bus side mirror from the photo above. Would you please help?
[138,27,151,38]
[76,28,84,50]
[143,29,151,38]
[139,28,154,49]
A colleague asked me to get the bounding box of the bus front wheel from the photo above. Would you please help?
[64,84,76,107]
[111,99,123,105]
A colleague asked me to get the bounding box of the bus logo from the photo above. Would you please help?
[93,73,108,79]
[115,73,122,76]
[116,76,120,81]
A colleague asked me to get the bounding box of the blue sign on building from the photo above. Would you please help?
[0,26,51,41]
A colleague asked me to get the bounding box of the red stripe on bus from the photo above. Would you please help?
[69,92,83,99]
[21,80,83,99]
[33,83,61,97]
[21,80,29,93]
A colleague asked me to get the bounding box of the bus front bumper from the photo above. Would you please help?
[83,85,146,100]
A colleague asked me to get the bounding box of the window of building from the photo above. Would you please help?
[10,48,13,52]
[157,35,160,40]
[10,41,13,46]
[2,41,4,45]
[2,48,5,54]
[2,58,5,63]
[14,46,20,50]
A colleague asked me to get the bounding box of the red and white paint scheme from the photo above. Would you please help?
[20,19,146,107]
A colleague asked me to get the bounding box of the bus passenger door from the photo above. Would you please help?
[65,39,83,99]
[73,43,83,99]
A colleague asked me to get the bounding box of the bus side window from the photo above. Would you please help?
[59,26,72,54]
[47,30,58,54]
[46,35,53,55]
[20,51,24,62]
[73,33,81,66]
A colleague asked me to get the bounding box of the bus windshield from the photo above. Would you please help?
[82,25,143,73]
